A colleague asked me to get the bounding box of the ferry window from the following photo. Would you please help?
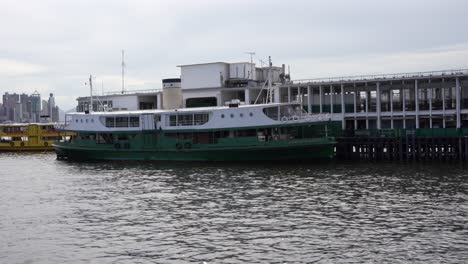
[221,114,225,118]
[154,115,161,122]
[194,113,209,125]
[249,112,253,117]
[116,117,129,127]
[129,116,139,127]
[105,117,115,128]
[178,114,193,126]
[168,113,210,126]
[240,113,244,117]
[230,114,234,118]
[169,115,177,126]
[263,106,279,120]
[279,104,303,117]
[91,119,94,123]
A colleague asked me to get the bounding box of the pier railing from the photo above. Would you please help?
[104,88,162,96]
[291,68,468,85]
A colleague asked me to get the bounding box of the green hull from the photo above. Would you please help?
[54,143,335,161]
[54,121,337,161]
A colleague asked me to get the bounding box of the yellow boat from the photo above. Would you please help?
[0,123,74,151]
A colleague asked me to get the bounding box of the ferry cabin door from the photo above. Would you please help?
[141,114,155,130]
[140,114,155,148]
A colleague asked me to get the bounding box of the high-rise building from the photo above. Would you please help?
[19,93,29,120]
[48,93,55,116]
[30,91,41,122]
[52,106,59,122]
[41,100,49,116]
[2,93,20,121]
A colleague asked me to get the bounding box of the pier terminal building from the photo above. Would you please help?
[76,62,468,131]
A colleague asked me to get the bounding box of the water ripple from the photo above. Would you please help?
[1,153,467,263]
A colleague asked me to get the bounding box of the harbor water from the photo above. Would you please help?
[1,153,467,263]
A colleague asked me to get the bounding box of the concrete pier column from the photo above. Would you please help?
[390,88,394,112]
[456,77,461,128]
[354,84,357,130]
[319,85,323,113]
[341,84,345,129]
[157,94,162,109]
[287,87,291,103]
[402,81,406,128]
[244,88,250,105]
[297,86,301,103]
[365,85,369,129]
[216,93,222,107]
[390,86,394,129]
[274,86,281,103]
[307,86,312,114]
[415,79,419,128]
[429,84,433,128]
[442,83,446,128]
[376,82,381,129]
[353,84,357,114]
[330,85,334,114]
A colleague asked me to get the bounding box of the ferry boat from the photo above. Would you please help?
[0,123,72,151]
[53,102,336,161]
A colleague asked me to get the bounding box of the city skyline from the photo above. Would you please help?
[0,91,60,123]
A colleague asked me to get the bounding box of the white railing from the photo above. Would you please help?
[54,122,68,130]
[291,68,468,85]
[104,88,162,96]
[279,113,331,122]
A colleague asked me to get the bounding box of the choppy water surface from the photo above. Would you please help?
[1,153,467,263]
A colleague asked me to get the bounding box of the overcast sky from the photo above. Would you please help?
[1,0,468,110]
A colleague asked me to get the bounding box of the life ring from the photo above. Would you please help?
[9,142,14,147]
[281,116,289,122]
[184,142,192,149]
[114,143,121,149]
[44,142,49,147]
[175,143,183,150]
[292,115,299,121]
[20,142,25,147]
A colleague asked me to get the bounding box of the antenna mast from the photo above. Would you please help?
[121,50,125,94]
[267,56,273,103]
[245,51,255,80]
[89,75,93,113]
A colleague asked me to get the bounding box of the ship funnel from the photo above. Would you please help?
[162,78,182,109]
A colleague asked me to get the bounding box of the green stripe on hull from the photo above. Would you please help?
[54,143,334,161]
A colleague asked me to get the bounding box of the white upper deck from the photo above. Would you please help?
[62,103,330,132]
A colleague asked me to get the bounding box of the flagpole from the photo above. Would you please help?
[121,50,125,94]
